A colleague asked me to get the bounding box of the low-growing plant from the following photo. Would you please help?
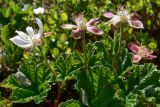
[0,1,160,107]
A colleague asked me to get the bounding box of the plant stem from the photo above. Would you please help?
[118,26,122,55]
[44,98,54,107]
[82,32,88,70]
[55,82,65,107]
[38,47,56,76]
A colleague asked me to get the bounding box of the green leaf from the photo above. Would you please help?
[1,25,10,45]
[59,100,83,107]
[77,65,122,107]
[120,64,160,106]
[9,2,19,13]
[61,13,68,21]
[0,61,53,104]
[55,51,81,81]
[0,93,12,107]
[4,8,12,18]
[125,93,138,107]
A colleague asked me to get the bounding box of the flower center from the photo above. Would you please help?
[72,13,87,30]
[33,38,41,46]
[117,7,129,23]
[120,15,128,23]
[78,19,87,30]
[138,47,146,57]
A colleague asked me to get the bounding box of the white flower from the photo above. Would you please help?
[33,7,45,15]
[10,18,43,51]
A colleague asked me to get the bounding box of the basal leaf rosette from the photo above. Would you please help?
[0,61,53,104]
[118,64,160,106]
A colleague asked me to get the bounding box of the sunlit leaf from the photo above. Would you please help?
[0,61,53,104]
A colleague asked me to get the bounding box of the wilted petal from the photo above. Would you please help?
[145,55,157,60]
[87,18,100,26]
[128,43,140,54]
[103,12,115,18]
[10,36,33,49]
[128,20,144,29]
[26,26,34,37]
[72,28,82,39]
[87,26,103,35]
[132,55,142,63]
[61,24,78,30]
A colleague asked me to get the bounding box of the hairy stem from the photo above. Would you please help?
[55,82,65,107]
[38,46,56,76]
[82,32,88,70]
[118,26,122,55]
[44,98,54,107]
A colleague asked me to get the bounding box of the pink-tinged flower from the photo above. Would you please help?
[128,43,157,63]
[61,13,104,39]
[103,7,144,29]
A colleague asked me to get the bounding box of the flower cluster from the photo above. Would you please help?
[10,6,157,63]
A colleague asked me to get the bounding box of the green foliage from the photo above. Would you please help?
[59,100,83,107]
[55,53,79,81]
[1,25,10,45]
[0,0,160,106]
[122,64,160,107]
[0,61,53,104]
[0,93,12,107]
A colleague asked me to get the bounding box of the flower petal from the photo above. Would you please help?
[143,47,153,55]
[61,24,78,30]
[145,55,157,60]
[128,20,144,29]
[87,26,103,35]
[15,30,32,40]
[103,12,115,18]
[132,55,142,63]
[130,12,141,21]
[71,29,82,39]
[87,18,100,26]
[26,26,34,37]
[34,18,43,37]
[10,36,33,49]
[128,43,140,54]
[105,16,121,26]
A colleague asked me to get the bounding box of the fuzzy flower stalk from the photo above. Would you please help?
[128,42,157,63]
[10,18,43,51]
[103,6,144,29]
[61,13,104,39]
